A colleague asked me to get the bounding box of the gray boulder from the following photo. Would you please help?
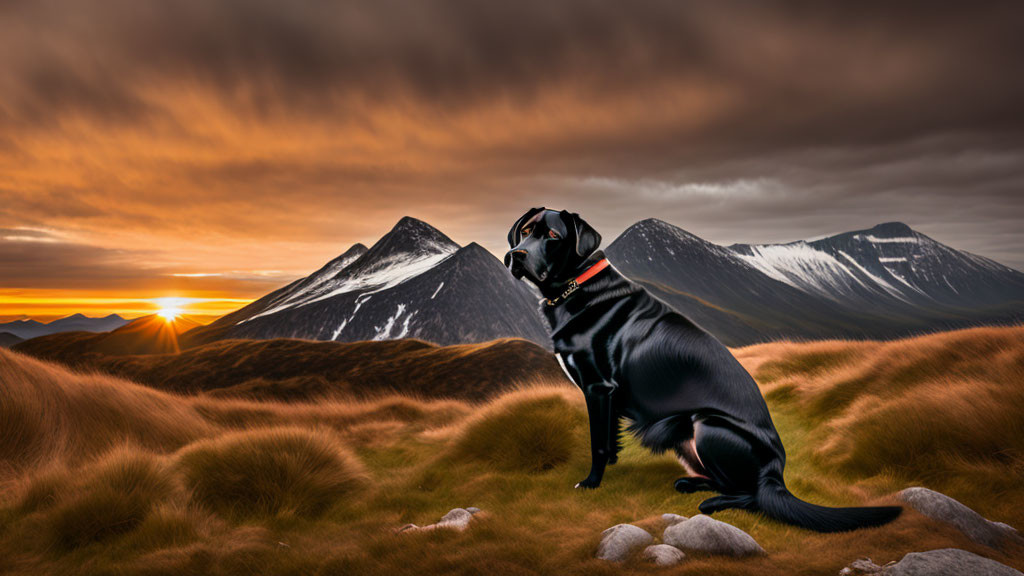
[596,524,654,562]
[642,544,686,566]
[899,487,1020,548]
[842,548,1023,576]
[663,514,765,557]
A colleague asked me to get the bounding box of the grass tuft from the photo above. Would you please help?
[450,388,586,473]
[177,427,369,519]
[45,447,174,550]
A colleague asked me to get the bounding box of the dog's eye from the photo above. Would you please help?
[548,230,560,239]
[521,226,533,237]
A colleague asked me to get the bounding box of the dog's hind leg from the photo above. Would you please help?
[698,494,757,514]
[673,438,717,494]
[692,418,762,514]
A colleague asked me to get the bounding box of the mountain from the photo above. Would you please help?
[17,314,202,357]
[0,313,128,340]
[183,217,550,349]
[606,219,1024,346]
[0,332,23,348]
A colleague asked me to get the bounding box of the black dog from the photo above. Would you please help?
[504,207,901,533]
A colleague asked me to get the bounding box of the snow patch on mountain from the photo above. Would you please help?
[836,250,910,302]
[373,303,417,340]
[246,247,455,322]
[733,242,847,291]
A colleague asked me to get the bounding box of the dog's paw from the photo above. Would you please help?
[608,454,618,466]
[574,476,601,490]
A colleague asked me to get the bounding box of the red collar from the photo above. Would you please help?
[544,258,610,306]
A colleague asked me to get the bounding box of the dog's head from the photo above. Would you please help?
[504,207,601,288]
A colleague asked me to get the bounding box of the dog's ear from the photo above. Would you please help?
[560,210,601,258]
[507,207,545,247]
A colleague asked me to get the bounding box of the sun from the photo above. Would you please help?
[153,297,189,323]
[157,307,182,322]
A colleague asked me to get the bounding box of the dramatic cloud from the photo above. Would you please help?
[1,1,1022,317]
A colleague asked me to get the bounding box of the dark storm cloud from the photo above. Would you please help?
[0,0,1022,300]
[3,0,1023,152]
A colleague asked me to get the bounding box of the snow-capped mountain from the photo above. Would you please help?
[183,217,550,348]
[0,313,128,340]
[606,219,1024,346]
[732,222,1024,309]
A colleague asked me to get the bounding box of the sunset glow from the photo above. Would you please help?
[1,1,1022,323]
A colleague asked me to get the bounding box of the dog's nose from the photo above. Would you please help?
[504,250,526,268]
[505,250,527,278]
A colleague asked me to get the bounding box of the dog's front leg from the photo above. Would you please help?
[575,382,616,490]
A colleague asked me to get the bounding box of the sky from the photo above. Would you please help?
[2,1,1023,322]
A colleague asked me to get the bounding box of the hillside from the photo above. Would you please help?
[1,326,1022,575]
[15,314,202,357]
[0,332,22,348]
[14,337,564,402]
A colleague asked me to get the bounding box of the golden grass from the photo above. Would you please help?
[449,389,586,473]
[734,323,1024,522]
[177,427,369,519]
[1,326,1023,575]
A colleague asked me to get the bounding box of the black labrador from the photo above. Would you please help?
[504,207,901,533]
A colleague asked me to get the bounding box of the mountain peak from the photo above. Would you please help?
[867,222,915,238]
[625,218,706,243]
[369,217,460,258]
[388,217,453,240]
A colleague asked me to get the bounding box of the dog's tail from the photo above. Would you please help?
[755,469,901,533]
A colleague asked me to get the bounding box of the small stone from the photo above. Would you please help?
[466,507,481,515]
[596,524,654,562]
[663,514,765,557]
[396,524,419,533]
[436,508,473,531]
[883,548,1022,576]
[898,487,1021,549]
[642,544,686,566]
[662,513,687,526]
[838,557,884,575]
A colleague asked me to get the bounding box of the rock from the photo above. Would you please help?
[595,524,654,562]
[466,507,481,515]
[398,508,478,533]
[663,514,765,557]
[884,548,1022,576]
[642,544,686,566]
[662,513,687,526]
[898,487,1020,548]
[839,558,884,575]
[436,508,473,531]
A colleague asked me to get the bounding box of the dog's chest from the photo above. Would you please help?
[553,347,610,390]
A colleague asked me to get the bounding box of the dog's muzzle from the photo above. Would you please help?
[505,250,527,279]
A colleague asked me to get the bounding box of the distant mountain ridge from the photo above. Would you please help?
[14,217,1022,353]
[606,219,1024,345]
[0,313,127,340]
[183,217,550,349]
[0,332,23,348]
